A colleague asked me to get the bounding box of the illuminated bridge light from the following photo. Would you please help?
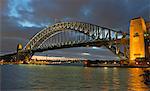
[92,46,99,49]
[104,62,107,64]
[135,62,138,65]
[81,53,90,56]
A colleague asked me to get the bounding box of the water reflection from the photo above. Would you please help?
[1,65,150,91]
[112,67,120,90]
[102,67,109,90]
[128,68,149,91]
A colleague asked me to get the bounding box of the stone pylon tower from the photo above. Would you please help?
[129,17,147,65]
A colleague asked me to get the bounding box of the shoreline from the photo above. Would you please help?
[1,62,149,68]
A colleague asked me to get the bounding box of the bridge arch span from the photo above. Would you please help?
[24,22,122,50]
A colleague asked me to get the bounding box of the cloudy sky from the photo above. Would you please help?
[0,0,149,55]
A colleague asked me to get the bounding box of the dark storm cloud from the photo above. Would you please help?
[0,0,149,53]
[1,0,150,28]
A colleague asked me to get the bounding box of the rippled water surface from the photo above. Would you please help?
[1,65,150,91]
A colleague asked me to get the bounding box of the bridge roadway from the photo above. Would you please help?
[0,39,125,61]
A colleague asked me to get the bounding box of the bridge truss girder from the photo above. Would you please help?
[24,22,125,50]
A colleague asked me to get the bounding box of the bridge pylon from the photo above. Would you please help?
[16,43,23,61]
[16,44,32,62]
[129,17,147,65]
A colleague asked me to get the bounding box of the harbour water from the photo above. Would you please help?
[1,64,150,91]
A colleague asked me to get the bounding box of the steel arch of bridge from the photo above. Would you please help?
[24,22,125,50]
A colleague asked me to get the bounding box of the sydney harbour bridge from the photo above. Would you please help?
[0,17,149,67]
[19,21,129,62]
